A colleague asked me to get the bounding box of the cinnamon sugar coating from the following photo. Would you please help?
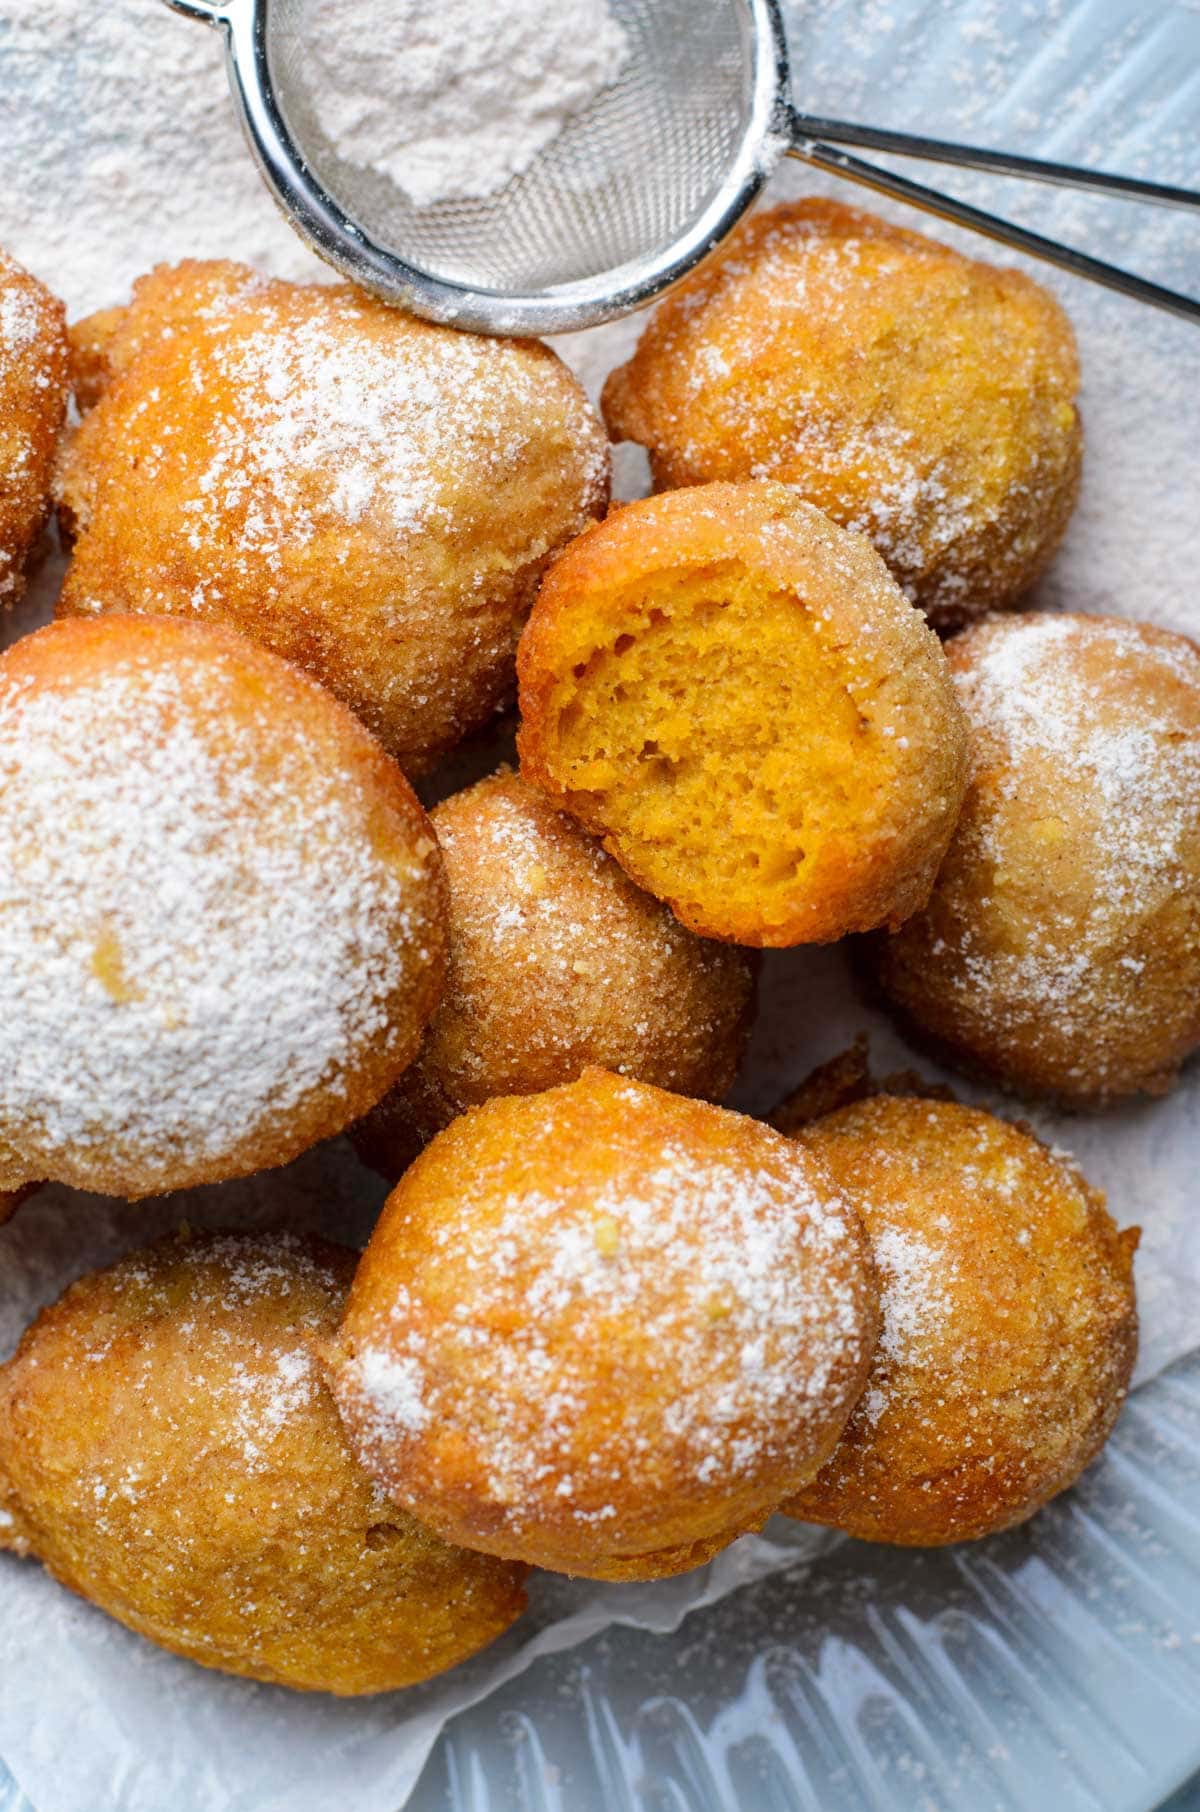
[0,1233,527,1693]
[55,259,609,773]
[327,1069,878,1579]
[781,1095,1138,1545]
[603,199,1081,632]
[353,768,755,1177]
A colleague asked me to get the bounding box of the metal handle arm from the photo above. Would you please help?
[791,112,1200,212]
[787,125,1200,325]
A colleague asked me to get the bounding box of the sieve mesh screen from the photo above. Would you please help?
[266,0,752,292]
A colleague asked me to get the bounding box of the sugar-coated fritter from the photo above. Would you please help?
[603,199,1081,632]
[353,768,756,1176]
[0,1232,527,1694]
[0,614,447,1198]
[55,259,609,773]
[0,249,69,606]
[780,1095,1138,1544]
[517,481,968,946]
[869,611,1200,1104]
[327,1068,879,1580]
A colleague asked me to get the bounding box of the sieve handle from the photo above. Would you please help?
[787,125,1200,325]
[790,113,1200,213]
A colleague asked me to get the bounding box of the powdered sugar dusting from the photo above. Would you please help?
[67,1235,339,1522]
[454,776,736,1000]
[353,1347,430,1435]
[938,613,1200,1087]
[757,399,978,603]
[341,1084,874,1542]
[0,253,65,605]
[859,1224,954,1424]
[0,283,41,360]
[0,648,422,1183]
[605,213,1075,626]
[725,234,986,593]
[80,273,607,584]
[302,0,629,209]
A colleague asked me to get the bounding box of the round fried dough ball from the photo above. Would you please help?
[0,250,69,606]
[326,1068,879,1580]
[517,480,968,947]
[0,614,447,1198]
[602,199,1081,632]
[55,259,609,774]
[353,768,756,1176]
[0,1233,527,1694]
[780,1095,1138,1545]
[869,612,1200,1104]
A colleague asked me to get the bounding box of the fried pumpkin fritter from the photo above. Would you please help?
[0,614,447,1199]
[327,1069,879,1580]
[353,768,756,1177]
[0,249,69,606]
[603,199,1081,632]
[781,1095,1138,1545]
[868,612,1200,1104]
[0,1232,527,1694]
[55,259,609,774]
[517,481,968,946]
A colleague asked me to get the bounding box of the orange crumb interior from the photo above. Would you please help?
[546,568,878,937]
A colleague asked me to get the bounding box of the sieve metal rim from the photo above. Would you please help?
[165,0,792,335]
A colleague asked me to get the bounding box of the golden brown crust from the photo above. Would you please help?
[353,768,756,1175]
[602,198,1081,632]
[780,1095,1138,1545]
[541,1517,768,1583]
[517,480,968,947]
[0,1232,526,1693]
[0,614,448,1197]
[767,1039,956,1136]
[327,1068,879,1578]
[767,1037,876,1135]
[868,611,1200,1105]
[55,259,609,774]
[66,304,127,413]
[0,250,69,605]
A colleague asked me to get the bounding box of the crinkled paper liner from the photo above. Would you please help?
[2,0,1199,1802]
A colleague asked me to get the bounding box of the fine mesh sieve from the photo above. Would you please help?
[165,0,1200,334]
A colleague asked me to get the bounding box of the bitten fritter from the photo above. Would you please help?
[0,250,69,606]
[602,199,1081,632]
[780,1095,1138,1545]
[868,612,1200,1104]
[0,1233,527,1694]
[0,615,447,1199]
[55,259,609,773]
[326,1069,878,1580]
[517,481,968,947]
[353,768,756,1176]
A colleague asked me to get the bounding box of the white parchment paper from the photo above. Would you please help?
[1,0,1198,1808]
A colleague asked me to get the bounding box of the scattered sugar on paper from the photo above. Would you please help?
[0,2,1197,1802]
